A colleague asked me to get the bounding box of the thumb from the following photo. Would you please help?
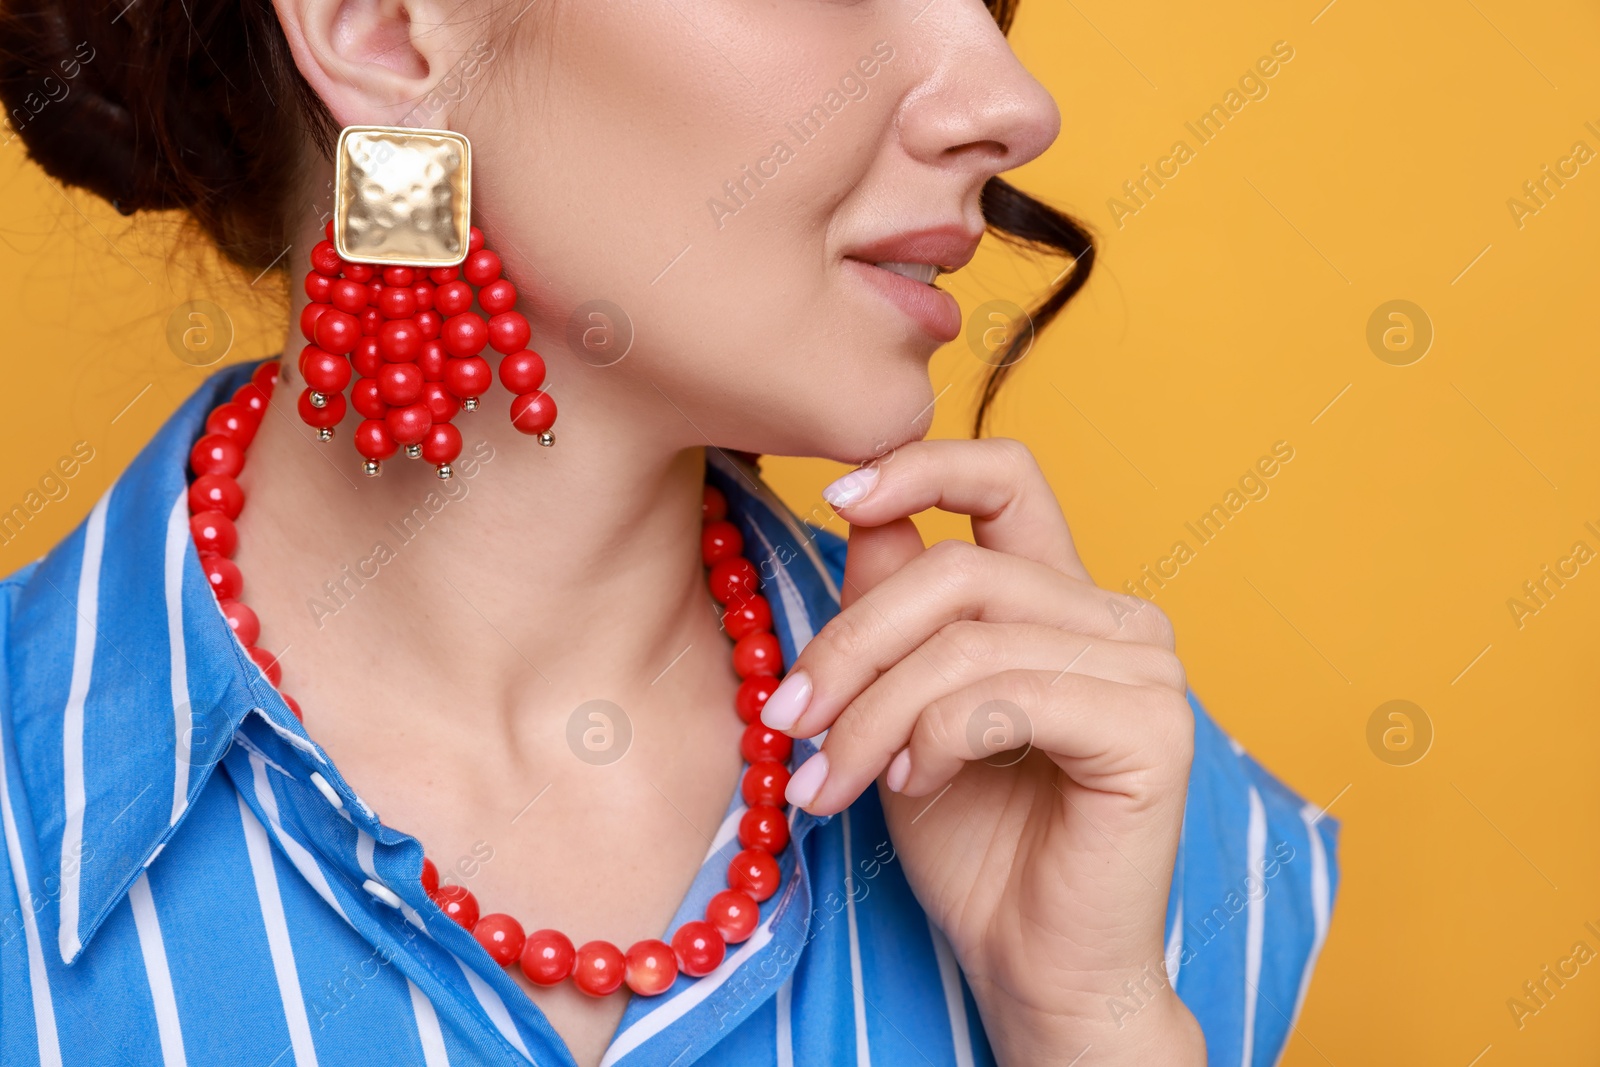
[840,517,924,609]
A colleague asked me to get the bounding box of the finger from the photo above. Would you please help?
[790,622,1186,815]
[839,517,923,610]
[823,438,1088,581]
[896,670,1193,804]
[761,541,1175,738]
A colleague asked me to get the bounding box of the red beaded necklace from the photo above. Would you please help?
[187,360,795,997]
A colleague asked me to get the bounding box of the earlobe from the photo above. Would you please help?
[271,0,470,127]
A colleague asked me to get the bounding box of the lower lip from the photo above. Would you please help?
[843,259,962,343]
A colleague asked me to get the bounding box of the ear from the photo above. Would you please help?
[272,0,476,127]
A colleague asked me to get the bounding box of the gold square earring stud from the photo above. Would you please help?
[332,126,472,267]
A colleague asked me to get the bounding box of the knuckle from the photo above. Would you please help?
[926,538,984,588]
[817,611,874,664]
[930,620,999,678]
[985,435,1037,476]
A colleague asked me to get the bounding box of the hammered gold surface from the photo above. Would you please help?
[333,127,471,267]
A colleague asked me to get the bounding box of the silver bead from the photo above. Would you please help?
[537,431,556,447]
[362,459,382,477]
[309,391,328,409]
[316,427,334,442]
[435,463,453,480]
[462,396,480,412]
[404,443,422,459]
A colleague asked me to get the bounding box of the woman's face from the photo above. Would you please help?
[353,0,1060,463]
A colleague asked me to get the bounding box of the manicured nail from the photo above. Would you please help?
[786,752,829,808]
[885,748,911,793]
[760,670,811,731]
[822,465,879,509]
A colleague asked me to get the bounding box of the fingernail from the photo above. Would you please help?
[885,748,911,793]
[760,670,811,731]
[822,465,879,509]
[786,752,828,808]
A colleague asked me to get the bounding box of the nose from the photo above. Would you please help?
[894,0,1062,179]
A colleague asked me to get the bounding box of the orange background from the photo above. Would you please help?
[3,1,1599,1063]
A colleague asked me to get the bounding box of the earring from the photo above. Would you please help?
[295,125,557,478]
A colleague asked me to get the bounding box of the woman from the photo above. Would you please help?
[0,0,1337,1064]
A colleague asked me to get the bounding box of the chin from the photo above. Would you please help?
[748,367,937,465]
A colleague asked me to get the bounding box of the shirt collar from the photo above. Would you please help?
[5,358,846,966]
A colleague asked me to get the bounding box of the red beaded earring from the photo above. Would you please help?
[296,126,557,477]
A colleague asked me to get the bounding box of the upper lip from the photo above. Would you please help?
[843,225,984,273]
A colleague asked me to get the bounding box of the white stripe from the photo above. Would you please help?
[407,980,452,1067]
[58,490,110,963]
[842,809,870,1067]
[1,713,63,1066]
[775,976,794,1067]
[129,873,188,1067]
[237,790,319,1067]
[164,490,193,826]
[1163,897,1184,987]
[702,806,743,863]
[705,448,841,605]
[746,520,818,653]
[926,920,975,1067]
[249,753,350,924]
[1240,788,1266,1067]
[455,958,533,1062]
[1275,805,1332,1066]
[356,831,379,880]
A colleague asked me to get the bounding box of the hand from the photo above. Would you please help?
[759,439,1205,1065]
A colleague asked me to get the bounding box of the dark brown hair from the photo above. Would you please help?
[0,0,1092,435]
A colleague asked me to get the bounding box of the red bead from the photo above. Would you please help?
[360,308,384,336]
[377,285,417,319]
[463,248,501,286]
[378,319,423,363]
[701,521,743,566]
[740,723,792,766]
[386,402,432,446]
[382,266,415,287]
[708,558,758,605]
[624,939,679,996]
[509,391,557,436]
[421,857,439,896]
[376,362,423,405]
[412,282,434,312]
[251,361,279,393]
[573,941,625,997]
[705,890,758,944]
[246,646,282,687]
[297,388,346,430]
[303,270,333,304]
[367,279,385,300]
[313,309,361,355]
[330,279,369,313]
[738,804,790,853]
[301,302,330,343]
[435,280,474,317]
[351,379,388,419]
[282,693,302,721]
[350,337,383,378]
[188,511,235,559]
[190,434,245,478]
[468,226,485,253]
[354,419,398,461]
[342,262,375,283]
[723,596,772,641]
[478,278,517,315]
[735,675,778,724]
[433,884,479,929]
[421,381,458,422]
[473,913,527,967]
[421,423,463,465]
[520,929,576,986]
[232,383,269,419]
[310,240,343,276]
[323,219,335,241]
[418,340,447,381]
[199,553,242,600]
[703,485,727,523]
[487,311,530,354]
[498,350,545,394]
[441,312,488,357]
[428,266,459,284]
[444,356,493,400]
[219,598,260,647]
[671,921,726,978]
[414,309,442,339]
[741,761,790,808]
[728,848,781,901]
[732,631,781,678]
[189,473,244,521]
[204,402,259,449]
[301,349,352,393]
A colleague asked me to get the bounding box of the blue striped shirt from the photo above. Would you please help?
[0,359,1339,1066]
